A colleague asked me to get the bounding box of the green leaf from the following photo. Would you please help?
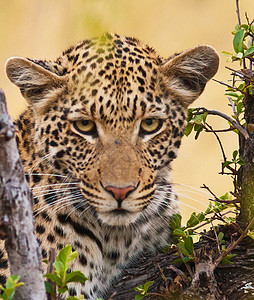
[240,24,249,30]
[232,150,238,160]
[243,46,254,57]
[54,261,65,277]
[186,212,204,228]
[192,114,203,124]
[57,244,72,264]
[135,294,145,300]
[222,161,233,169]
[44,273,63,287]
[205,202,212,214]
[169,214,182,230]
[218,232,225,244]
[233,29,245,53]
[177,241,190,257]
[236,102,244,114]
[221,257,235,265]
[184,236,194,256]
[185,123,194,136]
[143,281,154,292]
[225,92,239,98]
[172,229,186,238]
[44,281,55,295]
[58,286,68,294]
[222,51,233,57]
[247,231,254,240]
[65,271,88,284]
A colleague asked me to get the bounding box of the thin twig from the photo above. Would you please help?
[236,0,241,25]
[192,211,236,232]
[225,66,246,79]
[214,216,254,267]
[174,246,194,279]
[235,0,247,69]
[228,97,238,118]
[211,220,220,254]
[204,123,227,162]
[168,265,190,286]
[205,128,233,133]
[213,78,246,95]
[193,107,249,140]
[209,197,240,204]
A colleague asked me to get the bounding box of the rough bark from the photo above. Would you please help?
[108,226,254,300]
[0,89,46,300]
[238,92,254,229]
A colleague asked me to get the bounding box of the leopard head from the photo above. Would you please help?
[6,34,219,226]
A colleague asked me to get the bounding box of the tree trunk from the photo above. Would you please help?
[0,89,46,300]
[238,92,254,229]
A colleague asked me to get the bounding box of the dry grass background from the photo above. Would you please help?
[1,0,254,222]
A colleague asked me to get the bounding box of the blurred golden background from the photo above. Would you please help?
[1,0,253,222]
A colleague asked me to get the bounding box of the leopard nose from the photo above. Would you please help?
[105,185,136,201]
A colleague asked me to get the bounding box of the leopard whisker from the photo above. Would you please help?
[33,187,80,197]
[34,191,81,216]
[172,183,210,196]
[25,172,68,179]
[31,182,79,190]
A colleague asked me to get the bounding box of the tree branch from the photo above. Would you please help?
[0,89,46,300]
[193,107,249,140]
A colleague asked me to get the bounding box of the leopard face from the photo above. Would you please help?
[6,34,218,227]
[3,34,219,298]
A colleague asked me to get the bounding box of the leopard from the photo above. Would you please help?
[0,33,219,299]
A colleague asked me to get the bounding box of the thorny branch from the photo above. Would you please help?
[214,217,254,267]
[193,107,249,140]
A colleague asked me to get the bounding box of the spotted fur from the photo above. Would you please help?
[1,33,219,299]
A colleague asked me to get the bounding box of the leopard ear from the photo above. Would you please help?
[160,45,219,107]
[5,57,65,104]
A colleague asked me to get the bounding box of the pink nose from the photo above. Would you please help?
[105,185,136,201]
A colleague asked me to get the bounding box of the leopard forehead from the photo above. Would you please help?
[50,33,181,128]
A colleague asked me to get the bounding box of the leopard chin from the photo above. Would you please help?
[97,210,141,226]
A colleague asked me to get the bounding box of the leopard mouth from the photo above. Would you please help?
[111,208,130,215]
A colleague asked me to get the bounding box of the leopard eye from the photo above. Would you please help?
[72,120,97,136]
[140,119,163,135]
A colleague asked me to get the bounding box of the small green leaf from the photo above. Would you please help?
[185,123,194,136]
[58,286,68,294]
[54,261,65,276]
[177,241,190,257]
[225,92,239,98]
[173,229,186,238]
[186,212,204,228]
[222,161,233,169]
[233,29,245,53]
[143,281,154,292]
[247,231,254,240]
[222,51,233,57]
[135,294,144,300]
[221,258,233,265]
[169,214,182,230]
[218,232,225,244]
[232,150,238,160]
[243,46,254,57]
[44,273,63,287]
[205,202,212,214]
[44,281,55,295]
[184,236,194,256]
[65,271,88,284]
